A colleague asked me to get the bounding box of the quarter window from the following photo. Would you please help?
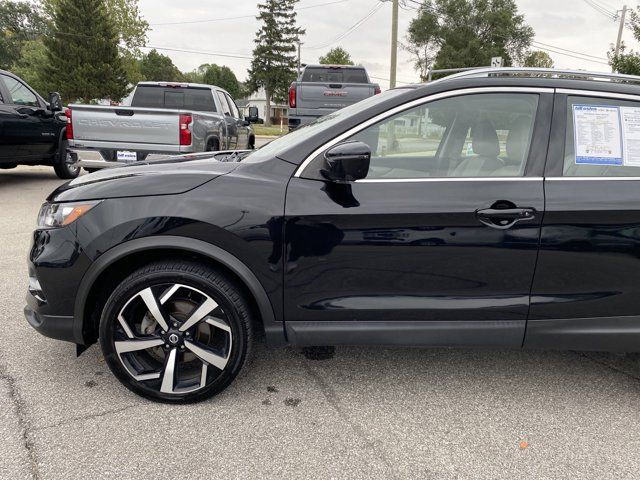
[1,75,38,107]
[564,96,640,177]
[346,93,538,179]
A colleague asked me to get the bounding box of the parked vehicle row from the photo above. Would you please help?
[25,67,640,403]
[67,82,255,165]
[0,69,79,179]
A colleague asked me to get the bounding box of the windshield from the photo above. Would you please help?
[243,88,410,163]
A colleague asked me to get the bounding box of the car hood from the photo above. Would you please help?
[49,156,239,202]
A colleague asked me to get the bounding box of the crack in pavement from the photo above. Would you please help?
[301,360,408,480]
[0,362,40,480]
[575,352,640,384]
[33,404,140,433]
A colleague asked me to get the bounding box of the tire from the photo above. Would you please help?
[53,138,80,179]
[206,139,219,152]
[248,135,255,150]
[99,261,253,403]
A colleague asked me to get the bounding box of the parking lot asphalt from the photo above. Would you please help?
[2,164,640,479]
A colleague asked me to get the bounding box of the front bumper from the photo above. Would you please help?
[24,304,77,343]
[24,224,93,345]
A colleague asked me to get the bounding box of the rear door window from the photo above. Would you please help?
[301,67,368,83]
[564,96,640,176]
[132,86,216,112]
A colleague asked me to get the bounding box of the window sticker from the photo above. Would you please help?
[620,107,640,167]
[573,105,623,166]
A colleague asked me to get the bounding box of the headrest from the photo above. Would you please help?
[506,116,532,165]
[471,120,500,158]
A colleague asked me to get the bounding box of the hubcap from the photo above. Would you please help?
[113,283,233,394]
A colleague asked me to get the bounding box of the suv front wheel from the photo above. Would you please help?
[99,261,253,403]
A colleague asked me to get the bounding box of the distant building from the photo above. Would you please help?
[237,87,288,125]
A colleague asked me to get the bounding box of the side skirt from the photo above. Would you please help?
[524,316,640,352]
[285,320,525,348]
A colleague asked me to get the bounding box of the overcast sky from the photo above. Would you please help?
[138,0,636,89]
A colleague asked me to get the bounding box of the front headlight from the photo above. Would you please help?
[37,201,101,228]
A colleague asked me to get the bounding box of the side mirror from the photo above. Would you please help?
[321,141,371,183]
[48,92,63,112]
[248,106,259,123]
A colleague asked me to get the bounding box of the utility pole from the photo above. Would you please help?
[615,5,628,58]
[389,0,399,88]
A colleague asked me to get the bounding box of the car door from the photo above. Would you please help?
[215,90,237,150]
[283,88,553,347]
[0,73,56,160]
[224,92,249,148]
[527,90,640,351]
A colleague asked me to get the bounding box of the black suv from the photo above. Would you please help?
[0,70,78,179]
[25,68,640,402]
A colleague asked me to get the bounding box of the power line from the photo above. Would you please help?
[532,40,608,61]
[150,0,349,27]
[144,45,253,60]
[306,1,385,50]
[582,0,617,19]
[532,43,610,65]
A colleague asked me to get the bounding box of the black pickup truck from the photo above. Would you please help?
[0,69,78,179]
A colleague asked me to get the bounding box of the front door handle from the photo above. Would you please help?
[476,207,536,229]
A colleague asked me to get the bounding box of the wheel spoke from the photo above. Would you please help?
[199,363,208,388]
[159,284,182,305]
[205,316,232,334]
[160,348,178,393]
[184,340,229,370]
[139,287,170,332]
[115,338,164,354]
[179,297,218,332]
[117,313,135,339]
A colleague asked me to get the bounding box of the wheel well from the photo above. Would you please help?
[82,248,264,343]
[206,137,220,150]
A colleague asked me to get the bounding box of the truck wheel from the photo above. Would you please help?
[53,138,80,179]
[206,139,219,152]
[248,135,255,150]
[99,150,116,162]
[99,261,253,403]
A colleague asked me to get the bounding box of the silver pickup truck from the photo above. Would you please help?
[68,82,255,164]
[288,65,381,130]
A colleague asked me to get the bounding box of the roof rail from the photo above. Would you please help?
[427,67,640,86]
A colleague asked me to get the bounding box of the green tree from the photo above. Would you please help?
[0,1,47,69]
[44,0,127,102]
[200,64,241,98]
[11,39,50,95]
[407,0,533,80]
[609,8,640,75]
[610,44,640,76]
[524,50,554,68]
[319,46,354,65]
[247,0,304,126]
[139,49,183,82]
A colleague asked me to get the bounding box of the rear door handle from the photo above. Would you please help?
[476,207,536,229]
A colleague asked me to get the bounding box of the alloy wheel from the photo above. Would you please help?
[113,283,233,395]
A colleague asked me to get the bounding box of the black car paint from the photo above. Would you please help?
[25,76,640,352]
[0,70,66,165]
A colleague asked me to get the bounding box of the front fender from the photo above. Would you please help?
[73,235,284,347]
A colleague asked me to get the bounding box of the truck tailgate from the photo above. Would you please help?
[71,105,180,145]
[298,82,374,111]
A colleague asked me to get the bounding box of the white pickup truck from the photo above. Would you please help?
[67,82,255,165]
